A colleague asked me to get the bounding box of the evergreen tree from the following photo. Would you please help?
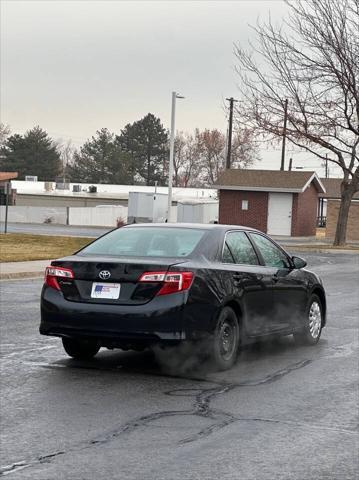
[114,123,140,184]
[117,113,169,186]
[0,126,61,180]
[67,128,132,184]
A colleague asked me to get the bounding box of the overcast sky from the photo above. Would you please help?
[0,0,340,176]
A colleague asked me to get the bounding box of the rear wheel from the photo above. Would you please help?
[293,294,323,345]
[62,337,100,360]
[210,306,240,371]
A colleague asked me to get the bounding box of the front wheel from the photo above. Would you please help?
[62,337,100,360]
[293,294,323,346]
[210,306,240,371]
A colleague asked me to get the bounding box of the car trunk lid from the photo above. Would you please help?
[50,255,187,305]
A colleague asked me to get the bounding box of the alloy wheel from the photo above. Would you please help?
[218,318,238,362]
[308,301,322,339]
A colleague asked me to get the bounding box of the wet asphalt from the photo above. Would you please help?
[0,252,358,480]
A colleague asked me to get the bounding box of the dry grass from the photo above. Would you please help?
[0,234,94,262]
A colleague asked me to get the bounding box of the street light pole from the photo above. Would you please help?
[167,91,184,222]
[325,154,329,178]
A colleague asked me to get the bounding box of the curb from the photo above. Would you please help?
[0,271,44,280]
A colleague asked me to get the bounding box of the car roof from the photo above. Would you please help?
[123,223,260,232]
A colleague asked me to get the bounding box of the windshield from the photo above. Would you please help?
[78,227,206,258]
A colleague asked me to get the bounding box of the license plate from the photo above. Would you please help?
[91,282,121,299]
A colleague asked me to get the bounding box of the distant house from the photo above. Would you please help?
[318,178,359,202]
[0,172,18,205]
[318,178,359,241]
[216,169,325,236]
[0,171,18,183]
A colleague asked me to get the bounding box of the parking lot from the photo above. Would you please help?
[1,251,358,479]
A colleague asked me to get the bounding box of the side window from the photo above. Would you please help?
[250,234,290,268]
[223,232,259,265]
[223,243,235,263]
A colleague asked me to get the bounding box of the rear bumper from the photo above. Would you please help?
[40,285,186,345]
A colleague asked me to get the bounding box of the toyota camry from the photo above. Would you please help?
[40,224,326,370]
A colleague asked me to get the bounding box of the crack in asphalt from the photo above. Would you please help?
[0,359,319,477]
[0,451,66,477]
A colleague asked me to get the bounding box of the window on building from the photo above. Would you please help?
[242,200,249,210]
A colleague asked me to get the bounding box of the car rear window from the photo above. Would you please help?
[78,227,206,258]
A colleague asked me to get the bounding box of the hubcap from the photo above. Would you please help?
[219,320,237,361]
[309,301,322,338]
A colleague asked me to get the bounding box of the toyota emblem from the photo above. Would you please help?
[99,270,111,280]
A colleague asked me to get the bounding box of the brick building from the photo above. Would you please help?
[216,169,325,236]
[325,200,359,241]
[318,178,359,241]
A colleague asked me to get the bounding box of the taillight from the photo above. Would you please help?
[45,266,74,291]
[138,271,194,296]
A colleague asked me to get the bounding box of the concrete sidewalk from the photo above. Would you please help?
[0,259,50,280]
[0,222,108,238]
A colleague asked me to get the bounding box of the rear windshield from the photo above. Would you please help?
[78,227,206,258]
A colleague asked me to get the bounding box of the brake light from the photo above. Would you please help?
[45,266,74,291]
[139,271,194,296]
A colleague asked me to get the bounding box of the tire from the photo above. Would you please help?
[210,306,240,371]
[293,294,323,346]
[62,337,100,360]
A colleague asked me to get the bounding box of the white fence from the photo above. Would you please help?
[0,206,67,225]
[0,205,128,227]
[69,206,128,227]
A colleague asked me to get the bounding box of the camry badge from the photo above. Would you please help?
[99,270,111,280]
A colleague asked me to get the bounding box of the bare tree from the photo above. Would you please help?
[198,127,259,185]
[234,0,359,245]
[173,130,205,187]
[55,139,76,181]
[0,123,11,149]
[173,132,187,187]
[231,126,261,169]
[174,127,259,187]
[199,129,226,185]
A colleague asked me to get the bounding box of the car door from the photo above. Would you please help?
[248,232,308,332]
[221,230,275,336]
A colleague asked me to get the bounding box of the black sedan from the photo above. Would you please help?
[40,224,326,370]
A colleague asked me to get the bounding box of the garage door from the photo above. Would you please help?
[267,193,293,236]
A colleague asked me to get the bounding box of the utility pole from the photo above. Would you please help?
[288,157,293,171]
[280,98,288,171]
[167,91,184,222]
[325,154,329,178]
[226,97,238,169]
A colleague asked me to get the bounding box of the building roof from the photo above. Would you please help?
[0,171,18,182]
[318,178,359,199]
[216,169,325,193]
[11,180,217,201]
[17,191,130,200]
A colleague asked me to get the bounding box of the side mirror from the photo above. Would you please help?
[291,256,307,269]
